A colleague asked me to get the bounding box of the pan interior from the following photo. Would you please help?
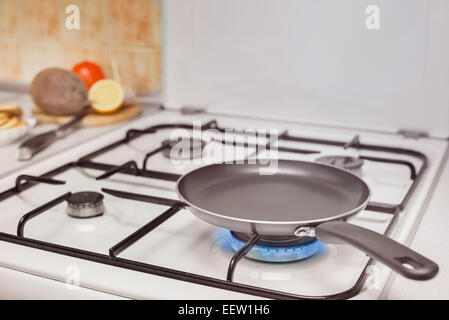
[177,161,370,223]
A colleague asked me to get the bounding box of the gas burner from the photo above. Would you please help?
[162,137,206,160]
[67,192,104,218]
[316,155,364,175]
[232,231,316,247]
[228,231,324,263]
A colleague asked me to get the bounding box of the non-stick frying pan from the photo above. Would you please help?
[176,160,438,280]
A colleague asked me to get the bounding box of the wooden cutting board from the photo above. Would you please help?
[33,104,142,127]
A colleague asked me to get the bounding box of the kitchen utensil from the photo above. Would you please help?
[176,160,438,280]
[17,107,90,161]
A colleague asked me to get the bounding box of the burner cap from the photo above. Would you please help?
[316,156,364,170]
[67,192,104,218]
[162,137,206,160]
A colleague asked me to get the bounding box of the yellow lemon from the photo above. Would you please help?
[88,79,125,114]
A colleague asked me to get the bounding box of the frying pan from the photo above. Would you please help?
[176,160,438,280]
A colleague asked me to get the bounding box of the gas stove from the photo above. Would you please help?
[0,108,446,299]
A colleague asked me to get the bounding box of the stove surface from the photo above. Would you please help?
[0,109,447,299]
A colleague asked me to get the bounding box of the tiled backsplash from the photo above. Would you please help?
[0,0,161,92]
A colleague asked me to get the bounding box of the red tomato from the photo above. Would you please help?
[72,61,105,89]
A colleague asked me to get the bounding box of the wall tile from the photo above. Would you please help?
[151,0,162,47]
[21,0,60,42]
[0,0,161,92]
[152,48,162,91]
[0,0,19,41]
[107,46,154,91]
[106,0,152,45]
[60,0,105,44]
[0,43,22,81]
[21,44,64,82]
[63,46,106,70]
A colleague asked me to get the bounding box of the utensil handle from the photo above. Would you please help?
[56,106,90,136]
[18,131,57,160]
[17,107,89,160]
[315,221,438,280]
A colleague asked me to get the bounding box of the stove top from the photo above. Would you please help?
[0,108,446,299]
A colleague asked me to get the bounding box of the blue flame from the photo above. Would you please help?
[215,229,326,262]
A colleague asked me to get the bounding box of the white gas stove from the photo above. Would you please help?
[0,108,447,299]
[1,0,449,300]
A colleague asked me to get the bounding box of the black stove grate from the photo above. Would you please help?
[0,116,427,300]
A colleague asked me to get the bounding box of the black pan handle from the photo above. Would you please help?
[315,221,438,280]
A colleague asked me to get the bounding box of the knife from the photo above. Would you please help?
[17,107,91,161]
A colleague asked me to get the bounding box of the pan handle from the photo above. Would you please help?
[315,221,438,280]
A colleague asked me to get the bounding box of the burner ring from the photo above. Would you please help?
[316,155,364,175]
[231,231,316,247]
[67,191,104,218]
[228,231,324,262]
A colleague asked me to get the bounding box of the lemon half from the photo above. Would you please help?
[88,79,125,114]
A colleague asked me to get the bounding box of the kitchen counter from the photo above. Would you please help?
[386,147,449,299]
[0,89,159,179]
